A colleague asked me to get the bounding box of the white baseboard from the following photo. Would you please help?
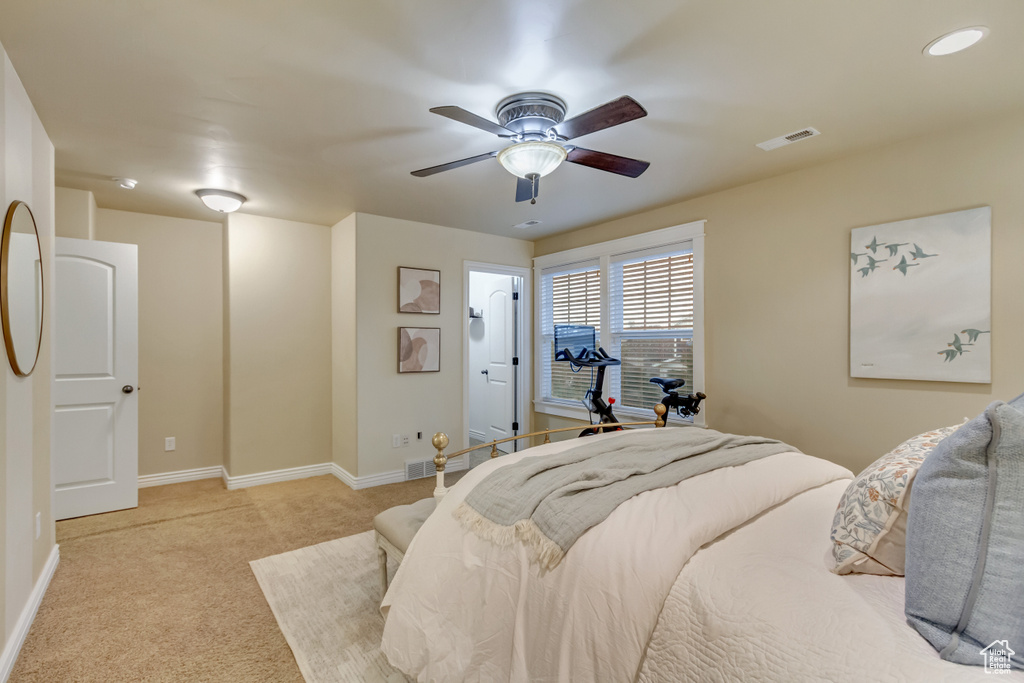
[1,544,59,682]
[446,455,469,474]
[332,456,468,490]
[144,458,471,493]
[222,463,334,490]
[138,466,224,489]
[332,464,404,490]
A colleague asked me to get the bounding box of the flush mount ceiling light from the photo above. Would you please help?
[924,27,988,56]
[113,177,137,190]
[195,188,247,213]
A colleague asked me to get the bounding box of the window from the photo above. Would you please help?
[609,247,694,412]
[540,262,600,402]
[534,221,705,425]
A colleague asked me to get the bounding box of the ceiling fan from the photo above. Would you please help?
[411,92,650,204]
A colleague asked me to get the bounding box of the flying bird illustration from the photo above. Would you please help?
[909,244,937,260]
[961,329,990,343]
[939,349,959,362]
[866,255,887,269]
[858,266,871,278]
[885,242,909,257]
[851,252,867,264]
[865,236,886,254]
[948,334,973,355]
[893,255,918,276]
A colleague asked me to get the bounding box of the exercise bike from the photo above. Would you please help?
[554,325,706,437]
[649,377,706,419]
[554,325,622,436]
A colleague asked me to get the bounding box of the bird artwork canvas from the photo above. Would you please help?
[850,206,991,383]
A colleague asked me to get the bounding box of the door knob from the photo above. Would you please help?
[122,385,134,394]
[481,369,489,375]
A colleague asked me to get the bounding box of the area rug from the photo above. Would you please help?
[250,531,411,683]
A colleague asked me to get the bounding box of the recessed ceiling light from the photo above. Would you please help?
[195,188,247,213]
[924,27,988,56]
[113,177,137,190]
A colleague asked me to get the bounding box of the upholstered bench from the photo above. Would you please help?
[373,497,436,600]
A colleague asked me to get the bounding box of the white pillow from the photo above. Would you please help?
[828,423,962,576]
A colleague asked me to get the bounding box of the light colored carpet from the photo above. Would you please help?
[10,473,464,682]
[251,531,411,683]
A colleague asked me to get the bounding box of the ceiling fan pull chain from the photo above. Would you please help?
[531,174,538,205]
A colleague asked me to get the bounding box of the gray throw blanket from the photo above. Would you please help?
[453,427,798,570]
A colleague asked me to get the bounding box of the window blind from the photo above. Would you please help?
[540,262,600,402]
[609,245,694,411]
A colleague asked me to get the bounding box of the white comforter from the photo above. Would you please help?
[637,479,1024,683]
[380,429,850,682]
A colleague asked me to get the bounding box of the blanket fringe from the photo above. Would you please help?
[514,519,566,571]
[453,503,567,571]
[452,502,518,547]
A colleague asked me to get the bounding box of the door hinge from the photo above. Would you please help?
[512,357,519,365]
[512,291,519,300]
[512,421,519,432]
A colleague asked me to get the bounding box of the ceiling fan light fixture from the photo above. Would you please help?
[195,188,247,213]
[497,141,567,179]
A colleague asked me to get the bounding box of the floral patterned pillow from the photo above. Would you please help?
[828,423,962,576]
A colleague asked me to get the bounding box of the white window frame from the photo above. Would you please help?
[533,220,706,427]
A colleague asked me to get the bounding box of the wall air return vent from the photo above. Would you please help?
[405,459,433,481]
[756,127,821,151]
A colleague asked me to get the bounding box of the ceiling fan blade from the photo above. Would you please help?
[515,175,538,203]
[410,151,497,177]
[566,147,650,178]
[553,96,647,140]
[429,106,516,137]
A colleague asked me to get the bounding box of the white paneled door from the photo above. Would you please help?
[53,237,139,520]
[483,276,516,444]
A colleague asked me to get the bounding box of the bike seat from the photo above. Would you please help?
[649,377,686,391]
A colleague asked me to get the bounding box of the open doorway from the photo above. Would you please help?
[464,262,530,468]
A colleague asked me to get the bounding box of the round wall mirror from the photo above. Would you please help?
[1,200,44,376]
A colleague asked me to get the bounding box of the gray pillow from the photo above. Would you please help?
[905,392,1024,669]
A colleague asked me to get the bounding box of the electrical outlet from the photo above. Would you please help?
[165,437,176,451]
[392,434,401,448]
[400,434,410,447]
[35,512,41,540]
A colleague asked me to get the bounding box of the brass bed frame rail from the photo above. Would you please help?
[428,404,668,501]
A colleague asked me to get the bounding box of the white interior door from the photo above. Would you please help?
[53,237,139,520]
[483,277,516,444]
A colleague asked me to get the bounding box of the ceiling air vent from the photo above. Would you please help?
[756,127,821,151]
[513,219,542,229]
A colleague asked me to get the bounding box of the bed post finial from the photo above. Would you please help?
[432,432,450,501]
[654,403,667,428]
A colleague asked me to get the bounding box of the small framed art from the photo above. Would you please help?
[398,267,440,314]
[399,327,440,373]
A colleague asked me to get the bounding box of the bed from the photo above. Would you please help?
[379,426,1022,682]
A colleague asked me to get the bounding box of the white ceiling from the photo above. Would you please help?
[1,1,1022,238]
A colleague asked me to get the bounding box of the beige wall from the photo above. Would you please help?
[54,186,95,240]
[534,115,1024,474]
[91,209,224,475]
[331,214,358,473]
[353,213,533,477]
[224,214,332,477]
[1,43,56,653]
